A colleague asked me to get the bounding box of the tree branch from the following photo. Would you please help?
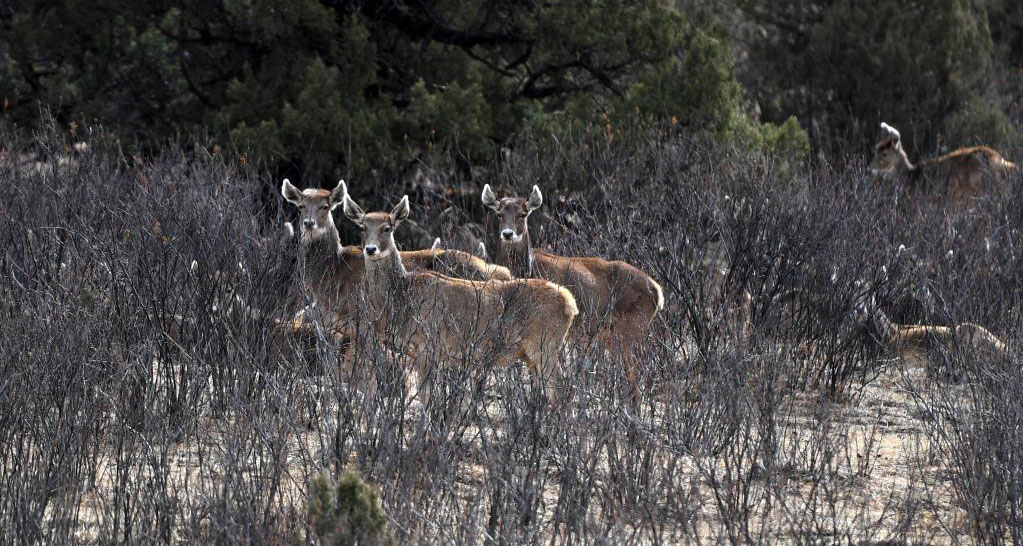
[365,0,522,48]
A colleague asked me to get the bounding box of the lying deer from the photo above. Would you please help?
[481,184,664,389]
[281,179,510,335]
[341,192,578,404]
[869,122,1016,209]
[854,294,1009,373]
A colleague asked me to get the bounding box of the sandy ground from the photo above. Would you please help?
[38,342,977,545]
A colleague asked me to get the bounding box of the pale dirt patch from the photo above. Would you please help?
[42,351,970,544]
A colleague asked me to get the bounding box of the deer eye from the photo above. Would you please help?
[320,204,329,210]
[382,226,392,234]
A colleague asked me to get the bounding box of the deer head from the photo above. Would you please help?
[869,122,909,174]
[343,194,410,261]
[481,184,543,244]
[281,179,347,241]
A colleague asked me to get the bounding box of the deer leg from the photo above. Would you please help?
[340,330,386,401]
[735,291,753,354]
[522,344,561,409]
[411,353,435,413]
[622,342,643,409]
[604,320,643,408]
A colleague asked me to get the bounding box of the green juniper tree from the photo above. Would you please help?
[0,0,800,188]
[735,0,1016,156]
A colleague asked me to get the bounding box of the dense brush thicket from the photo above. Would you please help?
[1,123,1022,544]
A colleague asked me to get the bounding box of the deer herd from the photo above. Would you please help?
[280,179,662,406]
[264,122,1015,408]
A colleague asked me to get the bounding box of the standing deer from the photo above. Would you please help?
[480,184,664,390]
[869,122,1016,209]
[341,192,578,405]
[280,179,511,335]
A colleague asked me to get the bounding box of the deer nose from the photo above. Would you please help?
[303,219,316,230]
[365,245,378,256]
[501,229,515,240]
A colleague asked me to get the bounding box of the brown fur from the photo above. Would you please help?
[403,248,512,281]
[914,147,1015,206]
[389,273,578,375]
[884,322,1008,357]
[297,245,509,329]
[530,250,664,342]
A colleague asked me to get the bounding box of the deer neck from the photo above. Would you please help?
[498,231,533,278]
[299,226,342,282]
[892,147,920,181]
[866,305,899,345]
[364,244,410,309]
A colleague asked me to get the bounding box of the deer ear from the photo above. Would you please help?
[281,179,303,205]
[329,180,347,210]
[888,126,901,144]
[391,195,410,224]
[342,194,366,227]
[475,241,488,260]
[526,185,543,211]
[481,184,499,210]
[880,122,900,144]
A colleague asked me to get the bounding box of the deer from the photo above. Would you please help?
[480,184,664,391]
[280,179,511,337]
[341,191,578,406]
[853,292,1009,378]
[869,122,1016,209]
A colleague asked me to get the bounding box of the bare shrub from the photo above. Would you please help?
[0,119,1019,544]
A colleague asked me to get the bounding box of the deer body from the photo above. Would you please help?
[870,122,1016,209]
[482,184,663,387]
[867,304,1007,357]
[404,247,512,282]
[343,193,578,403]
[504,246,661,342]
[854,294,1009,372]
[301,244,510,327]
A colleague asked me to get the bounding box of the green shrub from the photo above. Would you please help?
[944,95,1019,152]
[306,471,395,546]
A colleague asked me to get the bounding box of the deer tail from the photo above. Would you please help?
[546,282,578,320]
[649,278,665,312]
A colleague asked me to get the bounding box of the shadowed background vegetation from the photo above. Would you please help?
[13,0,1023,187]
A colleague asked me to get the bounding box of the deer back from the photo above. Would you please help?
[918,146,1014,206]
[402,248,511,281]
[531,250,662,336]
[401,272,576,368]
